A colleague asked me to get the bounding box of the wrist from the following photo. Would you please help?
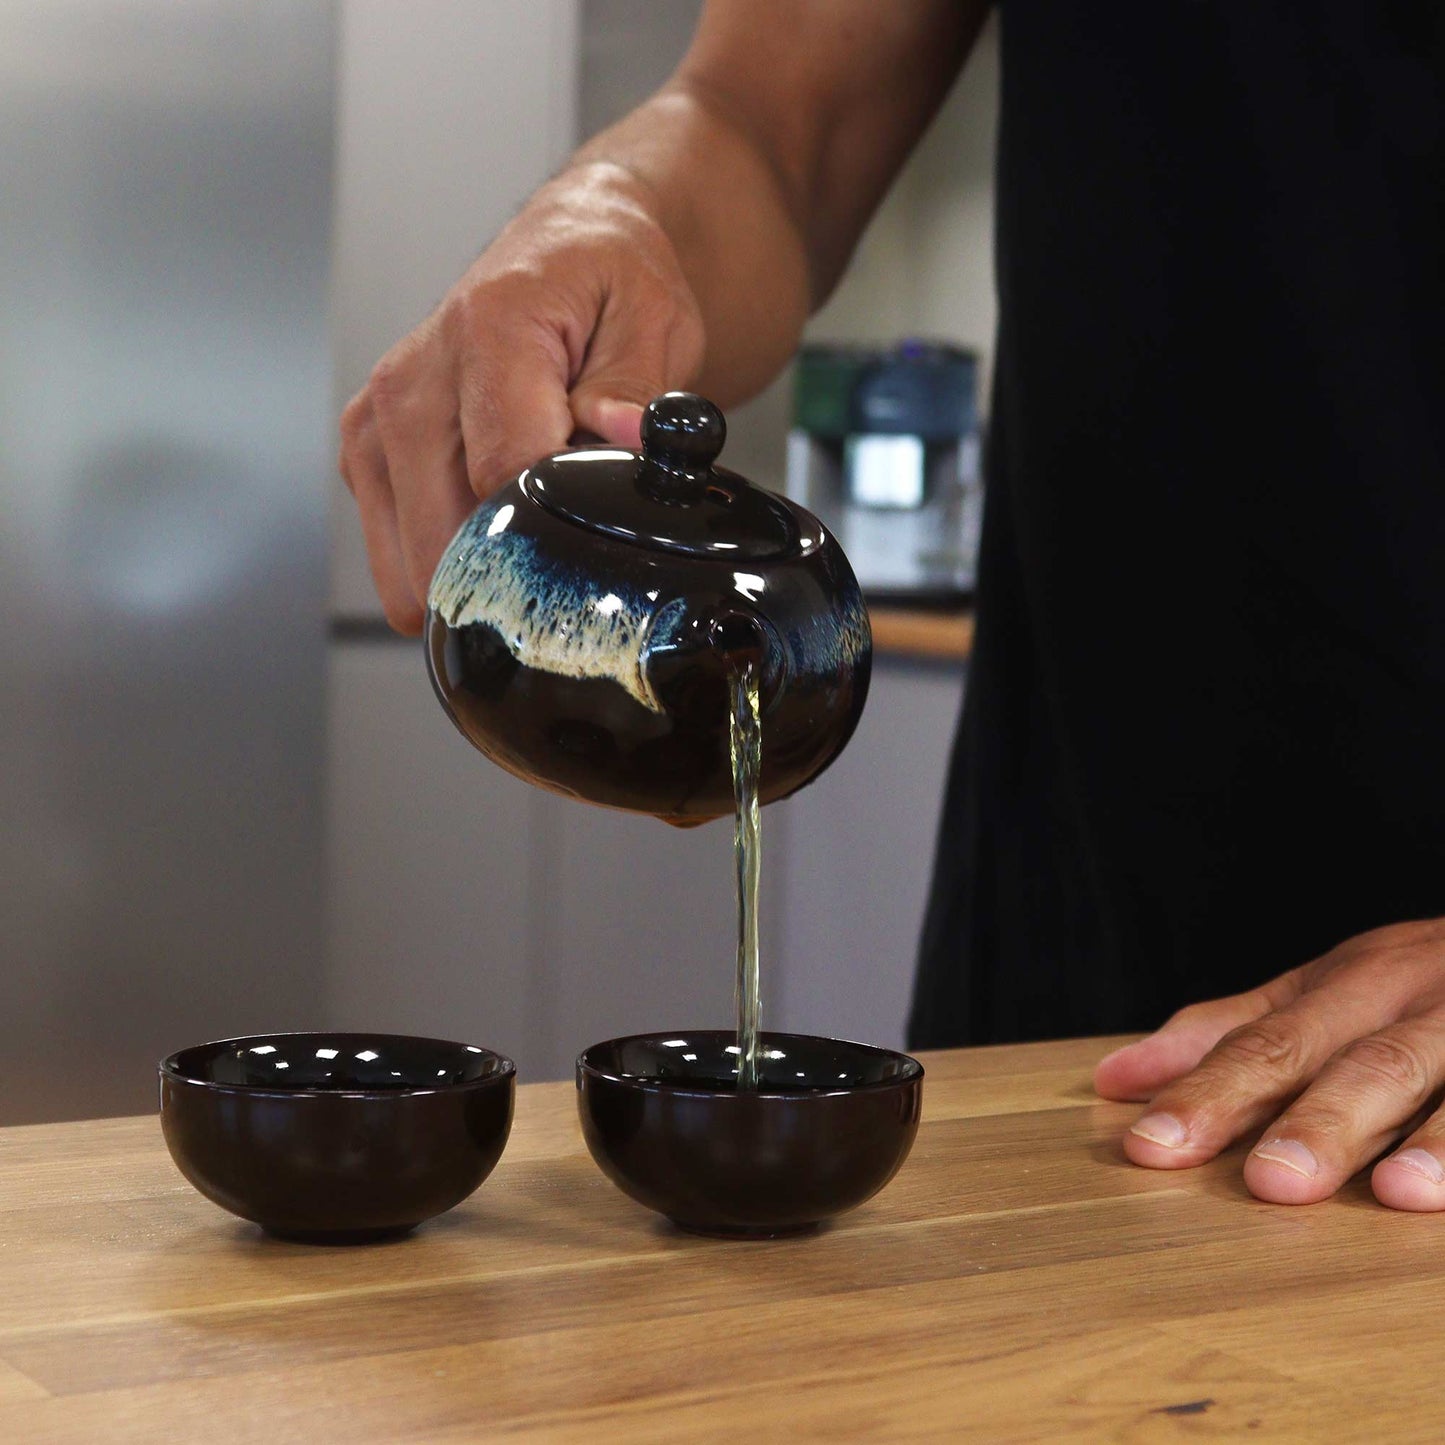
[571,93,810,402]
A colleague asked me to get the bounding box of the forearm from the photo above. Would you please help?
[563,0,988,405]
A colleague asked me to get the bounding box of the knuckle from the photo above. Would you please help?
[437,290,473,345]
[466,442,528,499]
[1165,1000,1209,1029]
[1337,924,1439,978]
[1212,1018,1308,1079]
[457,427,514,499]
[489,257,550,292]
[367,356,409,408]
[462,266,547,330]
[1357,921,1417,951]
[338,393,368,445]
[464,450,503,497]
[448,287,497,346]
[457,404,509,495]
[1335,1034,1432,1100]
[1335,942,1444,1014]
[1345,937,1412,975]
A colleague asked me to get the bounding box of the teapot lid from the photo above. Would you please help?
[520,393,802,561]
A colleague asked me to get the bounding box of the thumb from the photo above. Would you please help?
[1093,981,1298,1103]
[568,290,703,450]
[572,394,650,450]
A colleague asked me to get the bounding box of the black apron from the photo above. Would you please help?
[909,1,1445,1048]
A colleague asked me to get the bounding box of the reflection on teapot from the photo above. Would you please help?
[425,393,871,825]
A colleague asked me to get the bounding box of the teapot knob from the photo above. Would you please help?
[640,392,726,479]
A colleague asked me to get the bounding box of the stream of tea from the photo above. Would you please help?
[728,659,763,1091]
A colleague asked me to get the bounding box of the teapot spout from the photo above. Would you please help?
[639,599,785,722]
[708,608,767,680]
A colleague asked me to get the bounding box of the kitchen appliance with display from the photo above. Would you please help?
[785,341,983,608]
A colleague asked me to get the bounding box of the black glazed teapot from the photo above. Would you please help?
[425,393,871,824]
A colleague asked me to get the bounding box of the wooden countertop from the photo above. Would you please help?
[4,1036,1443,1441]
[869,605,973,662]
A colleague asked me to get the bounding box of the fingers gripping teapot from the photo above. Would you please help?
[425,393,872,824]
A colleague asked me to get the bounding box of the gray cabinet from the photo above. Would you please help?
[770,658,965,1049]
[536,793,737,1078]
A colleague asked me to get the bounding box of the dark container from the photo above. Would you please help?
[425,393,872,825]
[576,1031,923,1237]
[159,1032,515,1242]
[850,340,979,441]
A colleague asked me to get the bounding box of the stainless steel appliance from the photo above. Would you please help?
[0,0,336,1122]
[785,342,983,607]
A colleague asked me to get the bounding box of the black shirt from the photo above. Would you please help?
[909,1,1445,1048]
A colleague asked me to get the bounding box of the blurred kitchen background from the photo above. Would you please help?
[0,0,997,1123]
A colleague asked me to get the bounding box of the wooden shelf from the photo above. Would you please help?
[868,606,974,662]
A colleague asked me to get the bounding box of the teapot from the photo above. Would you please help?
[424,392,872,824]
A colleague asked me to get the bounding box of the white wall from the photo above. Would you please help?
[327,0,580,618]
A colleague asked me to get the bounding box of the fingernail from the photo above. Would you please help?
[592,399,645,447]
[1252,1138,1319,1179]
[1130,1112,1187,1148]
[1392,1148,1445,1185]
[597,398,645,426]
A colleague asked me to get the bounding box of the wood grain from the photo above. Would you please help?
[867,606,974,662]
[3,1036,1443,1442]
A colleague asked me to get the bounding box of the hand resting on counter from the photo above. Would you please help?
[1094,918,1445,1210]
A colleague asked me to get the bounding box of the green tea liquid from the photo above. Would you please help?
[728,660,763,1091]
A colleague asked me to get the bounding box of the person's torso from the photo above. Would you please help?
[912,1,1445,1045]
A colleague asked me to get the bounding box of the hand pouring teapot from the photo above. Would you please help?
[425,392,872,824]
